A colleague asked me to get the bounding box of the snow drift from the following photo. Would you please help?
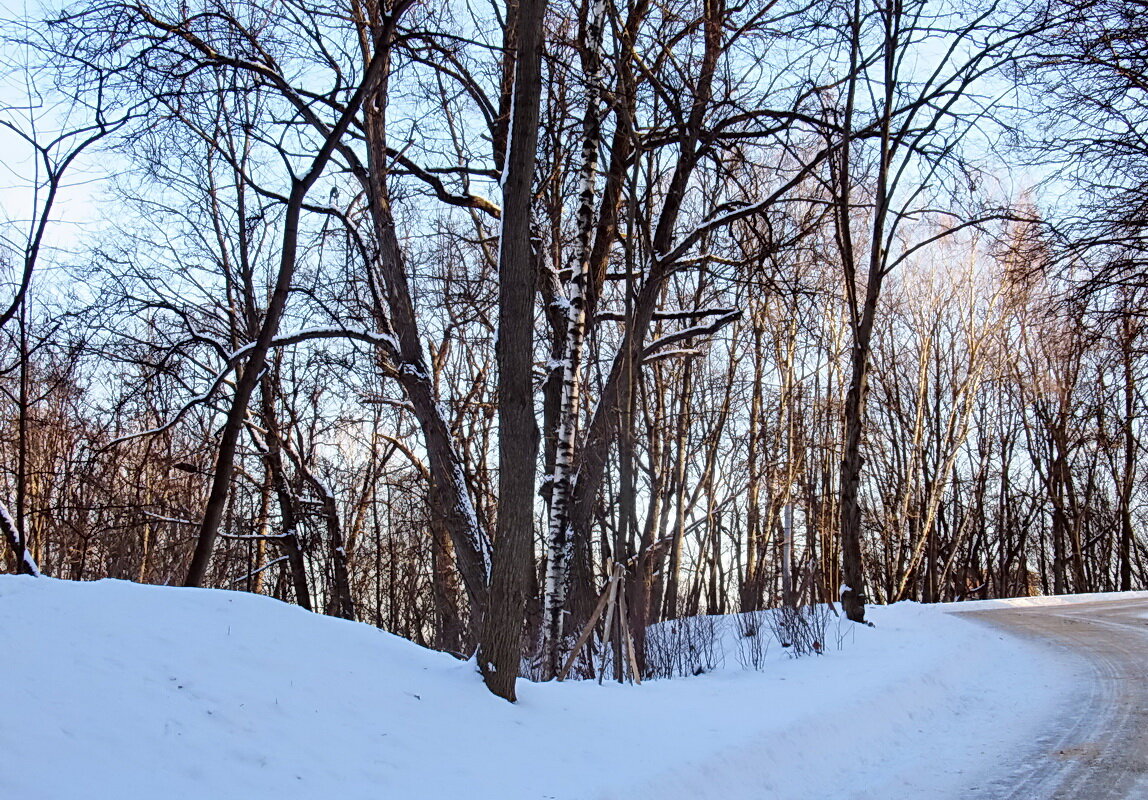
[0,576,1082,799]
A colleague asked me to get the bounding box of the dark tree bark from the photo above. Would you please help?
[478,0,546,701]
[256,377,313,611]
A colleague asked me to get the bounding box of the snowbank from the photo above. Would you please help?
[938,589,1148,612]
[0,576,1080,799]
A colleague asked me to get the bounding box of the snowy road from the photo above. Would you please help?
[962,598,1148,799]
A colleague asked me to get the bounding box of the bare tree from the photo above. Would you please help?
[477,0,548,700]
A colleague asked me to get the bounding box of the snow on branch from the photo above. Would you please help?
[140,511,198,526]
[655,201,772,268]
[0,501,39,576]
[357,394,416,412]
[652,142,846,270]
[228,556,289,585]
[269,326,399,352]
[219,531,292,540]
[642,348,702,365]
[104,325,398,449]
[597,306,738,323]
[103,357,242,450]
[641,309,742,359]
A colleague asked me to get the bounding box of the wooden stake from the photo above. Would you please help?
[598,563,622,683]
[617,579,642,684]
[557,567,615,681]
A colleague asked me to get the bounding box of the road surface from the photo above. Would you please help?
[961,598,1148,799]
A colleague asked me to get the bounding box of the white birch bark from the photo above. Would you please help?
[539,0,610,677]
[1,501,39,576]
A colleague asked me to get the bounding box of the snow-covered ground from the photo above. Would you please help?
[939,589,1148,612]
[0,576,1083,799]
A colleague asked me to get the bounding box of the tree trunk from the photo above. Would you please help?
[539,0,609,677]
[479,0,546,701]
[183,30,398,588]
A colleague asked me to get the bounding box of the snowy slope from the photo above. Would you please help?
[0,576,1082,800]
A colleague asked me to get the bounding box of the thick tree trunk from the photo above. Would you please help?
[478,0,546,701]
[359,71,492,618]
[308,476,355,621]
[661,364,692,619]
[430,511,464,653]
[256,378,313,611]
[1119,322,1137,591]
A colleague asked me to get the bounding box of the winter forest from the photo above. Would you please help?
[2,0,1147,705]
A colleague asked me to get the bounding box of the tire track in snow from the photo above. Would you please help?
[964,599,1148,799]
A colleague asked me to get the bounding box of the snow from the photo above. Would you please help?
[0,576,1084,799]
[0,503,39,576]
[939,589,1148,612]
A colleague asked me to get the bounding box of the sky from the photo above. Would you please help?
[1,0,113,300]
